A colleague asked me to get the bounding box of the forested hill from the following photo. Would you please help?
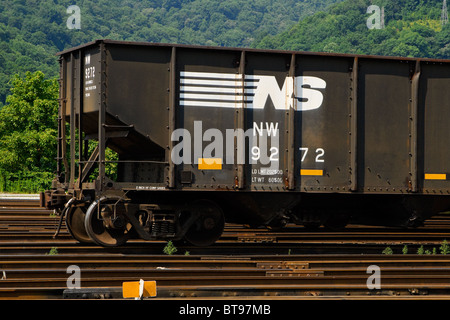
[254,0,450,59]
[2,0,450,107]
[0,0,342,106]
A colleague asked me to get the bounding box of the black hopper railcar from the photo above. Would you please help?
[42,39,450,247]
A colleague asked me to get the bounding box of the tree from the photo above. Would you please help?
[254,0,446,59]
[0,71,58,192]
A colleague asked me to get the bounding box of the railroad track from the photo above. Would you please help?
[2,196,450,299]
[2,253,450,299]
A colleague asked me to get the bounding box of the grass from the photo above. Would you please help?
[384,240,450,255]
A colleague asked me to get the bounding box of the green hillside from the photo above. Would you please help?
[255,0,450,59]
[0,0,342,106]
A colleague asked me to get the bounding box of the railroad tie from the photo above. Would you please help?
[257,261,324,277]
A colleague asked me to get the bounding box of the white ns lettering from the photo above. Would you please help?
[249,75,326,111]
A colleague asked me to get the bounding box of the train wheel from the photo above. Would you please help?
[66,202,92,244]
[84,198,131,247]
[182,199,225,247]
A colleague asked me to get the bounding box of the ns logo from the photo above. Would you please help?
[180,71,327,112]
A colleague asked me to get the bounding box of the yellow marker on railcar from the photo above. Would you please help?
[425,173,447,180]
[300,169,324,176]
[198,158,222,170]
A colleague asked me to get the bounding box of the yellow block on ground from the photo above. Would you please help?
[198,158,222,170]
[122,280,157,299]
